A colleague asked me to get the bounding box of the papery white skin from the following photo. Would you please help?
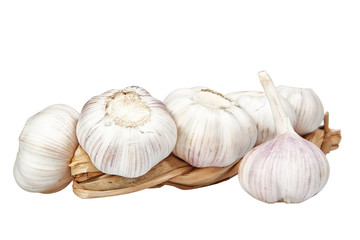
[164,87,257,168]
[226,91,297,145]
[238,132,329,203]
[13,104,79,193]
[277,86,324,135]
[77,86,177,178]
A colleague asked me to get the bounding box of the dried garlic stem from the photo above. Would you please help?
[258,71,294,135]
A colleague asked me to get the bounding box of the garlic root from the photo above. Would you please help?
[76,86,177,178]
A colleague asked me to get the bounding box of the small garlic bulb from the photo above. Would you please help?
[226,91,297,145]
[76,86,177,178]
[238,72,329,203]
[164,87,257,168]
[14,104,79,193]
[277,85,324,135]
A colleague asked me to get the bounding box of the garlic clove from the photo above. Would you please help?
[164,87,257,168]
[13,104,79,193]
[238,72,330,204]
[76,86,177,178]
[226,91,297,145]
[277,85,324,135]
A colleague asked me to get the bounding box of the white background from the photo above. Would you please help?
[0,0,358,239]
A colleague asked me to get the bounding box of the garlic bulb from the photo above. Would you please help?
[164,87,257,168]
[14,104,79,193]
[226,91,297,145]
[277,85,324,135]
[238,72,329,203]
[76,86,177,178]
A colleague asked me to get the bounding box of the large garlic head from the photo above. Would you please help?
[164,87,257,168]
[226,91,297,145]
[277,86,324,135]
[238,132,329,203]
[14,104,79,193]
[76,86,177,178]
[238,71,330,204]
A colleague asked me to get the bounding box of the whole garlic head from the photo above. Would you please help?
[238,72,329,204]
[277,85,324,135]
[164,87,257,168]
[239,132,329,203]
[14,104,79,193]
[76,86,177,178]
[226,91,297,145]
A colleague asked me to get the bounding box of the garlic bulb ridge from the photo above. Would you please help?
[13,104,79,193]
[76,86,177,178]
[277,85,324,135]
[164,87,257,168]
[238,72,330,204]
[226,91,297,145]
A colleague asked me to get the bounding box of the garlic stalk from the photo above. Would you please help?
[164,87,257,168]
[238,72,330,203]
[76,86,177,178]
[277,85,324,135]
[13,104,79,193]
[226,91,297,145]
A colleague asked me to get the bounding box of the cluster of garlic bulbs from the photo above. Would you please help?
[14,74,327,204]
[226,91,297,145]
[225,85,324,144]
[13,86,178,192]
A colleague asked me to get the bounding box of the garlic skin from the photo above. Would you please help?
[13,104,79,193]
[164,87,257,168]
[277,86,324,135]
[76,86,177,178]
[226,91,297,145]
[238,72,330,203]
[239,132,329,203]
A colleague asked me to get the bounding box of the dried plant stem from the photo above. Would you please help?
[258,71,294,135]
